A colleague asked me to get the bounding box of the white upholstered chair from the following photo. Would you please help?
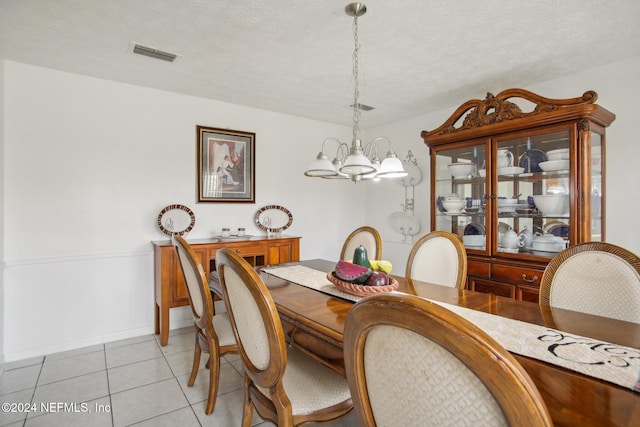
[340,226,383,261]
[344,292,552,427]
[173,236,237,415]
[405,230,467,288]
[540,242,640,323]
[215,248,353,427]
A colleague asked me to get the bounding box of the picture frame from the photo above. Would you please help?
[197,125,255,203]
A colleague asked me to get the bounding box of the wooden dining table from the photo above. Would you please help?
[210,259,640,427]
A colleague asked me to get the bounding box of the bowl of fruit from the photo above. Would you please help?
[328,246,398,297]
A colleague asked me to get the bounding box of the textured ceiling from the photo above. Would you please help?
[2,0,640,127]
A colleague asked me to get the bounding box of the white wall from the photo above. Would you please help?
[1,61,375,361]
[366,56,640,272]
[3,55,640,362]
[0,60,6,371]
[528,56,640,254]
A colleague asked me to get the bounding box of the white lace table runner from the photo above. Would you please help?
[263,265,640,392]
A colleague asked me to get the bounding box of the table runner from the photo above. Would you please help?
[263,265,640,392]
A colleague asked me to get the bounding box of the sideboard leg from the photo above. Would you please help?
[154,303,160,334]
[158,305,170,346]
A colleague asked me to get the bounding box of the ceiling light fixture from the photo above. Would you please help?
[304,3,406,183]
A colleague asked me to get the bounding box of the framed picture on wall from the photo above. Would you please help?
[197,126,255,203]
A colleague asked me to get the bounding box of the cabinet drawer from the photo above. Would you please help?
[470,278,515,299]
[467,260,490,277]
[227,244,265,256]
[492,264,543,286]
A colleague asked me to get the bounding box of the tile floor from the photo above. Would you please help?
[0,327,357,427]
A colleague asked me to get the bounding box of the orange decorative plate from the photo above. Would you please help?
[327,272,399,297]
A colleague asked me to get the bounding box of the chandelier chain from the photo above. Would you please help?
[352,14,361,147]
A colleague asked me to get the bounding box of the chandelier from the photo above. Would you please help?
[304,3,406,183]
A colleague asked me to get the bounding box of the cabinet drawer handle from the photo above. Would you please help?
[236,249,241,253]
[521,274,538,283]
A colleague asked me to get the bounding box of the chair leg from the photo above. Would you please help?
[188,335,201,387]
[241,375,254,427]
[204,349,220,415]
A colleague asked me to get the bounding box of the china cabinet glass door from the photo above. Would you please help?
[495,129,571,258]
[434,142,488,251]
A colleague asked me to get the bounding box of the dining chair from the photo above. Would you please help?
[173,236,238,415]
[344,292,552,427]
[405,230,467,288]
[215,248,353,427]
[340,226,383,261]
[540,241,640,323]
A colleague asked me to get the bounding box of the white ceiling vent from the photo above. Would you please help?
[132,43,177,62]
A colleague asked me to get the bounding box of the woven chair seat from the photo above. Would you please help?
[212,312,236,347]
[255,347,351,415]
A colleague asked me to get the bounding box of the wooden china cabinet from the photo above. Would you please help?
[421,89,615,302]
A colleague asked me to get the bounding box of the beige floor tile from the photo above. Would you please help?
[163,348,208,377]
[107,357,173,394]
[24,396,112,427]
[127,406,200,427]
[0,365,41,395]
[193,388,252,427]
[38,351,105,385]
[110,378,189,427]
[3,356,44,371]
[0,388,34,426]
[158,331,196,356]
[105,340,163,369]
[105,334,156,350]
[175,362,243,406]
[31,371,109,416]
[44,344,104,361]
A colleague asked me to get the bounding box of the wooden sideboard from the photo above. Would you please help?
[153,235,300,345]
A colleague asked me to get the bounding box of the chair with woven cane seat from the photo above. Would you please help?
[173,236,238,415]
[540,242,640,323]
[405,230,467,288]
[344,292,552,427]
[215,248,353,427]
[340,226,383,261]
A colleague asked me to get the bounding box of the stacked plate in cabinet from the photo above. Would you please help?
[462,223,485,249]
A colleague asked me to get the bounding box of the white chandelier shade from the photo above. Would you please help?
[304,136,406,181]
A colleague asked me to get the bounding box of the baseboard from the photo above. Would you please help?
[4,316,196,363]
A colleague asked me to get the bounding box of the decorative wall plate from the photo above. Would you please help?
[390,211,421,236]
[255,205,293,231]
[399,161,422,187]
[157,204,196,236]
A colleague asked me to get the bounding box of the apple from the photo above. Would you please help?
[366,271,389,286]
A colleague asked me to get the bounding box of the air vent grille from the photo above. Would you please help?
[133,44,177,62]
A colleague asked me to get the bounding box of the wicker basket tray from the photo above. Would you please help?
[327,272,399,297]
